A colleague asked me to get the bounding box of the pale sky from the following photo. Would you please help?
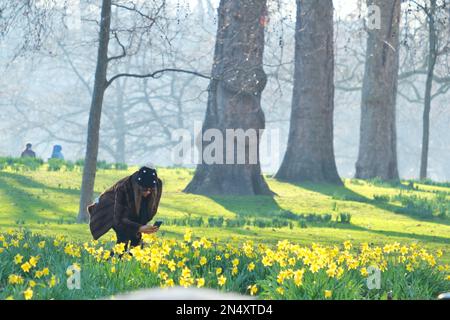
[335,0,360,17]
[190,0,361,18]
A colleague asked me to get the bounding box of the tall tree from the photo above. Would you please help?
[355,0,401,181]
[420,0,437,180]
[76,1,210,222]
[276,0,341,184]
[77,0,112,222]
[184,0,272,195]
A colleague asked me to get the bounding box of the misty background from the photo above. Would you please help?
[0,0,448,181]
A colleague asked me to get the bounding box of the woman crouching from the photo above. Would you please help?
[87,166,162,250]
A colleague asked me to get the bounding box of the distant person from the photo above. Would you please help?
[87,165,163,250]
[50,145,64,160]
[21,143,36,158]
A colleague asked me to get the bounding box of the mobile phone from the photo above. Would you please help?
[153,221,163,228]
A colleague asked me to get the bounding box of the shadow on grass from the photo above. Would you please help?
[292,181,450,227]
[213,221,450,245]
[207,195,284,218]
[322,222,450,244]
[354,178,450,196]
[0,171,79,196]
[0,171,79,222]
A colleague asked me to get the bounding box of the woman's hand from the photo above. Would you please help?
[139,225,159,234]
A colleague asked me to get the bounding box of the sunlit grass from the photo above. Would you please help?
[0,167,449,263]
[1,229,449,300]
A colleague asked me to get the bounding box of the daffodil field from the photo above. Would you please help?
[1,167,450,300]
[1,228,449,300]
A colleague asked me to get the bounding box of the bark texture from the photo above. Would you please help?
[184,0,272,195]
[355,0,401,181]
[276,0,341,184]
[420,0,437,180]
[77,0,111,222]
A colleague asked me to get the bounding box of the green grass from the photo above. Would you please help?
[0,167,449,262]
[2,230,448,300]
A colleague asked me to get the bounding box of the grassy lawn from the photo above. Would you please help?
[0,167,449,262]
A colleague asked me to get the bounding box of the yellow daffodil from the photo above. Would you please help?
[200,237,211,249]
[218,275,226,286]
[277,270,291,284]
[192,240,201,249]
[324,290,332,299]
[159,271,168,280]
[184,229,192,242]
[248,284,258,296]
[343,241,352,251]
[179,276,194,288]
[103,251,111,260]
[167,260,176,271]
[196,278,205,288]
[21,262,32,273]
[182,267,191,278]
[23,288,33,300]
[326,263,337,278]
[360,267,369,277]
[309,263,320,273]
[113,243,125,255]
[400,246,409,255]
[48,275,57,288]
[42,267,50,276]
[288,257,296,266]
[165,279,175,287]
[29,256,39,267]
[8,274,24,285]
[14,254,23,264]
[262,255,273,267]
[293,269,305,287]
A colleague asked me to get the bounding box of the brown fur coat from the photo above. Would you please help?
[88,172,162,240]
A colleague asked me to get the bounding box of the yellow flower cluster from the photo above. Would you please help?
[1,229,448,300]
[2,230,61,300]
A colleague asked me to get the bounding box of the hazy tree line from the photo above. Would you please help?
[0,1,449,221]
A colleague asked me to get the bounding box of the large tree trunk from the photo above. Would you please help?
[355,0,401,181]
[184,0,272,195]
[420,0,437,180]
[276,0,341,184]
[77,0,111,222]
